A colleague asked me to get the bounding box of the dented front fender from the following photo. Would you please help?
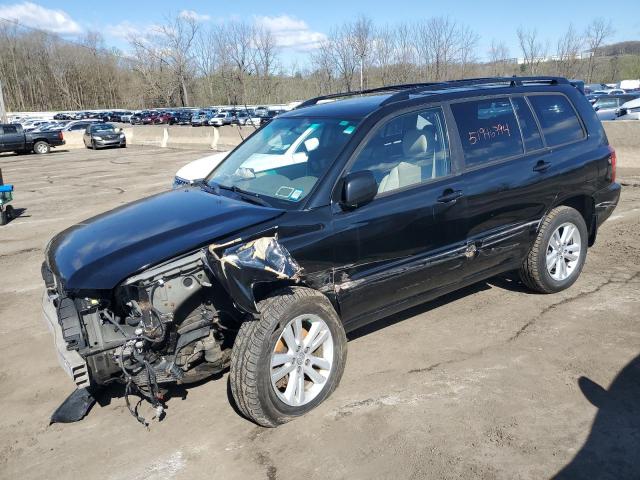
[204,236,303,314]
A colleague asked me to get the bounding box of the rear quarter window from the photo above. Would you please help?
[527,95,585,147]
[451,97,523,166]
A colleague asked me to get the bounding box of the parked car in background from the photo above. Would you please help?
[235,111,262,127]
[61,119,102,132]
[1,123,65,154]
[616,97,640,120]
[191,110,216,126]
[592,94,640,120]
[259,109,285,125]
[130,111,152,125]
[54,112,73,120]
[584,83,608,94]
[21,120,50,132]
[83,123,126,149]
[174,110,195,125]
[173,151,229,187]
[153,111,177,124]
[619,79,640,91]
[209,111,235,126]
[109,111,133,123]
[141,112,159,125]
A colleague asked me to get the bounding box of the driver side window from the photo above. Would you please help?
[348,107,451,195]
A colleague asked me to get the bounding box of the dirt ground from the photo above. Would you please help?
[0,146,638,480]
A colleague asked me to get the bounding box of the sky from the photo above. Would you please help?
[0,0,638,67]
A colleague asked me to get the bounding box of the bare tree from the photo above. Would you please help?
[517,27,548,75]
[350,15,374,90]
[488,40,511,76]
[328,25,358,91]
[392,22,416,83]
[253,26,279,102]
[374,25,396,86]
[585,18,614,82]
[152,15,199,106]
[555,24,583,78]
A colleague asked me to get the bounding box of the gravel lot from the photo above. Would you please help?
[1,146,638,480]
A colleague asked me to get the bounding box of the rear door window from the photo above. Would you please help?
[2,125,18,134]
[451,97,524,166]
[512,97,544,151]
[527,95,585,147]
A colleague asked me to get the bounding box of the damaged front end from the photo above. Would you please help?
[206,236,303,315]
[43,235,303,425]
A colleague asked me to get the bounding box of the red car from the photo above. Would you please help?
[153,112,176,124]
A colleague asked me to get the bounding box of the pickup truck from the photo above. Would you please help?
[0,124,65,154]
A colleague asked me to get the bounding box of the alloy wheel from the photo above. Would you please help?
[270,314,334,407]
[546,222,582,281]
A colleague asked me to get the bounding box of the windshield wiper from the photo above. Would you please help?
[218,184,272,207]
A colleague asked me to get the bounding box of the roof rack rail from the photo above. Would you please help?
[380,76,569,105]
[295,76,569,110]
[295,82,441,109]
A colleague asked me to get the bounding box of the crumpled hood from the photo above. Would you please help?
[46,187,284,292]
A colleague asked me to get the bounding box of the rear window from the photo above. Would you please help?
[512,97,544,151]
[2,125,18,134]
[527,95,584,147]
[451,97,524,166]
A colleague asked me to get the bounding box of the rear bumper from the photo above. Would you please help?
[42,290,90,388]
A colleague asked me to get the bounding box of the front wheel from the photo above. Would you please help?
[33,141,50,154]
[520,206,588,293]
[230,287,347,427]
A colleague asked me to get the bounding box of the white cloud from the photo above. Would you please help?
[179,10,210,22]
[0,1,81,34]
[105,21,143,40]
[255,15,326,51]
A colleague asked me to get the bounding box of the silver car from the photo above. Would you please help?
[593,94,639,121]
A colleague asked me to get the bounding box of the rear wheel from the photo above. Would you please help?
[230,287,347,427]
[520,206,588,293]
[33,141,50,154]
[0,209,8,226]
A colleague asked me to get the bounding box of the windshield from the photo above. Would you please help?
[91,123,116,133]
[207,117,359,203]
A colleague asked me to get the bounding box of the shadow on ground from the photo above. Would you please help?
[554,354,640,479]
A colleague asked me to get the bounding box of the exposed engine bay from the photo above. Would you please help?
[43,236,302,426]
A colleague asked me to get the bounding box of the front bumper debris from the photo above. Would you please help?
[42,290,91,388]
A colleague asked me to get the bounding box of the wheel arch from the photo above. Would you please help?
[253,280,340,317]
[551,194,596,246]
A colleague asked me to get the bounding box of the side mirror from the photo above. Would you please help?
[341,170,377,209]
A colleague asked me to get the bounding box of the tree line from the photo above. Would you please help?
[1,14,639,112]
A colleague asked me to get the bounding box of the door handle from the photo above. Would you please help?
[533,160,551,172]
[437,189,463,203]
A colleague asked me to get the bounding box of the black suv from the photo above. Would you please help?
[42,77,620,427]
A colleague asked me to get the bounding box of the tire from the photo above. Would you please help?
[0,209,7,226]
[91,140,97,150]
[230,286,347,427]
[120,143,127,148]
[33,141,50,154]
[6,205,14,220]
[520,206,588,293]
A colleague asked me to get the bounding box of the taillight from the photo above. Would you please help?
[58,131,63,140]
[607,145,616,183]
